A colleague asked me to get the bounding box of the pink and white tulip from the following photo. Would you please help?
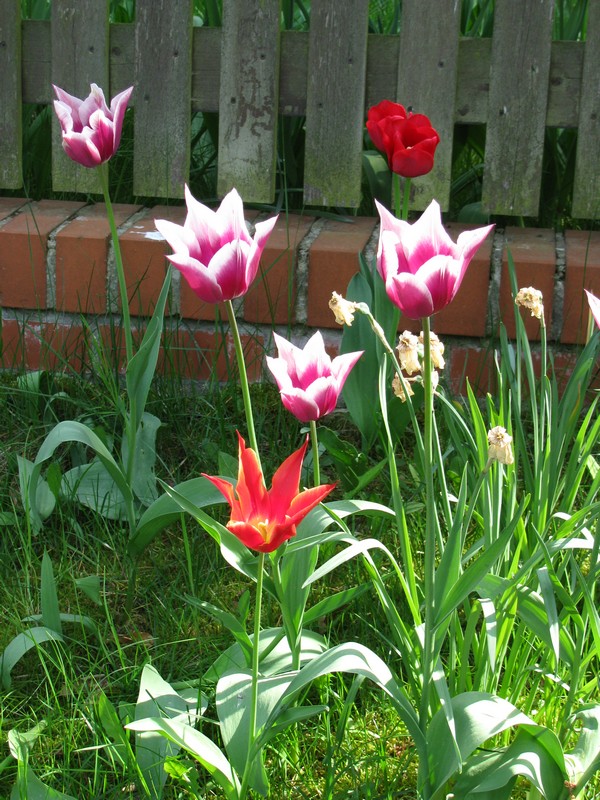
[155,186,277,303]
[585,289,600,331]
[266,331,363,423]
[376,199,494,319]
[53,83,133,168]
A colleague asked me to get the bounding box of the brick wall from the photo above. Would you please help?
[1,198,598,396]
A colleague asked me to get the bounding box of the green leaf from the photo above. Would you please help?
[40,551,62,635]
[134,664,201,799]
[61,460,128,520]
[121,412,161,506]
[1,627,64,690]
[10,766,77,800]
[185,596,254,666]
[28,421,133,530]
[17,455,56,525]
[74,575,101,605]
[125,268,171,438]
[129,477,225,556]
[8,721,47,762]
[125,717,240,800]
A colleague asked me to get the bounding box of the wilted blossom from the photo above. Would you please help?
[487,426,514,466]
[515,287,544,321]
[329,292,358,326]
[366,100,440,178]
[422,331,445,370]
[53,83,133,168]
[203,433,335,553]
[585,289,600,330]
[397,331,420,375]
[376,199,494,319]
[392,373,415,402]
[266,331,363,423]
[155,186,277,303]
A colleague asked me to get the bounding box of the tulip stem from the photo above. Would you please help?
[98,163,133,366]
[240,551,265,800]
[226,300,260,464]
[309,421,320,487]
[419,317,436,733]
[394,174,411,221]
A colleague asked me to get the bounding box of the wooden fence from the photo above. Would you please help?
[0,0,598,218]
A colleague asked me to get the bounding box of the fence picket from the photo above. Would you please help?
[0,0,21,189]
[304,0,369,207]
[396,0,461,211]
[482,0,554,216]
[133,0,193,199]
[217,0,280,202]
[51,0,109,194]
[572,1,600,219]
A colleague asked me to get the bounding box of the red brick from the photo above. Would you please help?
[98,323,128,373]
[561,230,600,344]
[307,217,377,328]
[41,322,87,372]
[119,205,184,317]
[55,203,141,314]
[158,328,227,381]
[0,318,42,370]
[500,228,555,340]
[447,344,497,397]
[0,198,28,222]
[227,331,266,383]
[0,200,85,309]
[244,214,315,325]
[435,222,494,337]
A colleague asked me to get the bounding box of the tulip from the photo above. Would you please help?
[266,331,363,423]
[203,434,335,553]
[367,100,440,178]
[585,289,600,330]
[376,199,494,319]
[53,83,133,168]
[155,186,277,303]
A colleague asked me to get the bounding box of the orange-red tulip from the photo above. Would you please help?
[203,434,335,553]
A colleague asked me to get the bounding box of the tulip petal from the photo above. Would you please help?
[456,224,495,265]
[166,253,223,303]
[585,289,600,330]
[386,272,435,319]
[278,388,322,422]
[207,240,253,300]
[269,437,308,514]
[235,434,269,521]
[62,133,103,168]
[287,483,336,525]
[330,350,364,387]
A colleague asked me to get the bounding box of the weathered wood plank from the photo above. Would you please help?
[0,0,22,188]
[572,0,600,219]
[51,0,109,194]
[217,0,280,202]
[134,0,193,198]
[396,0,461,211]
[304,0,369,207]
[482,0,554,216]
[190,26,221,113]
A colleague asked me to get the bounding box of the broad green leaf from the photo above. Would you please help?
[425,692,542,798]
[28,421,134,530]
[40,551,62,635]
[259,642,423,756]
[10,766,77,800]
[121,412,161,506]
[1,627,64,689]
[61,460,128,520]
[17,455,56,524]
[566,706,600,789]
[216,671,294,795]
[74,575,101,605]
[451,725,566,798]
[8,721,47,762]
[205,627,327,683]
[125,717,240,800]
[135,664,201,799]
[129,477,225,556]
[125,268,171,437]
[185,596,253,666]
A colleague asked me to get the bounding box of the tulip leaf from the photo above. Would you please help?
[10,766,77,800]
[121,412,161,506]
[40,550,61,635]
[130,477,225,556]
[61,460,128,520]
[125,268,171,439]
[1,627,64,690]
[126,717,240,800]
[17,455,56,527]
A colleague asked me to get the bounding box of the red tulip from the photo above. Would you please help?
[53,83,133,168]
[376,199,494,319]
[367,100,440,178]
[266,331,363,423]
[203,434,335,553]
[585,289,600,330]
[155,186,277,303]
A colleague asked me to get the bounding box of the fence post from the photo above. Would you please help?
[51,0,109,194]
[0,0,22,189]
[133,0,193,199]
[217,0,281,202]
